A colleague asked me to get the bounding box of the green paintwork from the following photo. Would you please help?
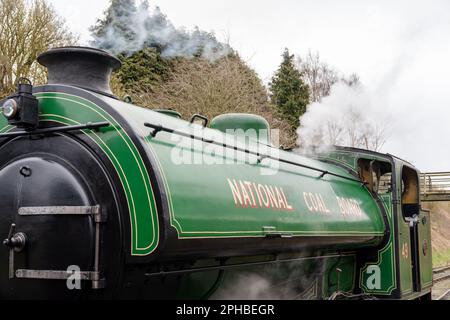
[394,164,432,297]
[0,92,160,256]
[207,256,325,299]
[210,113,271,145]
[154,109,182,119]
[1,87,433,299]
[418,210,433,289]
[397,209,414,294]
[360,193,397,295]
[175,253,359,300]
[317,150,400,295]
[320,150,401,296]
[322,255,357,298]
[101,96,385,247]
[318,148,433,299]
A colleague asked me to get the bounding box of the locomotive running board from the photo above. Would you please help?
[11,205,106,289]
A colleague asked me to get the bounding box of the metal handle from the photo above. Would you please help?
[3,224,16,247]
[405,215,420,228]
[3,224,28,279]
[190,114,209,127]
[3,224,27,252]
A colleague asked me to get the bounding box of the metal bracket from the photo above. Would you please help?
[14,269,105,289]
[262,226,293,238]
[319,171,329,179]
[190,114,209,127]
[0,122,110,139]
[257,155,269,164]
[10,205,105,289]
[405,215,420,228]
[19,205,106,223]
[15,269,98,280]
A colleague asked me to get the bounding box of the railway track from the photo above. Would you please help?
[433,266,450,300]
[436,289,450,300]
[433,265,450,283]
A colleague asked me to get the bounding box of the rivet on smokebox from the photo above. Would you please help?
[19,166,32,177]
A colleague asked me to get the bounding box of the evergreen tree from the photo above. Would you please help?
[269,48,310,129]
[90,0,138,52]
[116,47,172,92]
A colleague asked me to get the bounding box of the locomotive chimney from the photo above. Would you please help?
[37,46,122,96]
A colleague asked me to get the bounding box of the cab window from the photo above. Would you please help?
[401,166,420,218]
[357,159,392,195]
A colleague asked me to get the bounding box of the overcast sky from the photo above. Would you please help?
[47,0,450,172]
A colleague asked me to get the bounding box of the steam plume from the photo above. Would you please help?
[91,1,231,61]
[297,82,391,154]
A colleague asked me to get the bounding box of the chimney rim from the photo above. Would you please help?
[37,46,122,71]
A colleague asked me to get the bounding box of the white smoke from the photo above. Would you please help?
[210,259,327,300]
[296,2,450,171]
[91,1,231,61]
[211,273,298,300]
[297,82,391,154]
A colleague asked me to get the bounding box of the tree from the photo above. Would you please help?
[0,0,76,97]
[295,50,378,151]
[115,47,173,92]
[341,73,361,87]
[90,0,137,52]
[296,50,339,103]
[90,1,231,60]
[269,49,310,130]
[123,54,295,147]
[131,55,268,117]
[296,51,362,103]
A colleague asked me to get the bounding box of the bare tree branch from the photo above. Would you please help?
[0,0,77,97]
[118,55,297,147]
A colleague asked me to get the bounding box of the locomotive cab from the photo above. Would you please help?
[318,148,433,300]
[400,165,429,294]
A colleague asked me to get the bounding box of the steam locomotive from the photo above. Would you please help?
[0,47,432,300]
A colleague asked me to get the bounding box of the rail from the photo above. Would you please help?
[437,289,450,300]
[420,172,450,201]
[421,172,450,195]
[433,265,450,283]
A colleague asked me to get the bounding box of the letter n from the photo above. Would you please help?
[227,179,243,207]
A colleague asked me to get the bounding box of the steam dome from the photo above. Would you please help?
[210,113,271,144]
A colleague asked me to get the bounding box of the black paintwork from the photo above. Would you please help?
[37,47,121,96]
[0,133,123,299]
